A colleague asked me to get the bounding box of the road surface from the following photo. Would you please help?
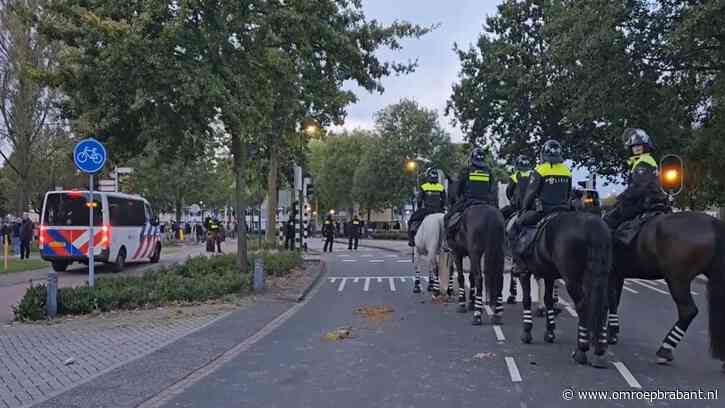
[149,240,721,408]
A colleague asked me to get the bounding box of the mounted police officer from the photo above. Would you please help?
[407,167,446,247]
[603,128,670,233]
[512,140,572,257]
[502,154,533,220]
[444,147,496,244]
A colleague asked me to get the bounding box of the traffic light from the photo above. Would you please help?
[305,182,314,198]
[660,154,684,196]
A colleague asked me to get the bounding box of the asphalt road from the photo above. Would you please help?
[159,243,722,408]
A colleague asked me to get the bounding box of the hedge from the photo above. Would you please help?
[13,251,302,321]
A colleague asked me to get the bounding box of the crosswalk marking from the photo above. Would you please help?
[505,357,522,382]
[493,325,506,342]
[388,277,396,291]
[622,285,639,294]
[342,259,357,263]
[354,278,359,283]
[370,260,384,263]
[612,361,642,389]
[396,259,411,263]
[337,278,347,292]
[364,277,370,291]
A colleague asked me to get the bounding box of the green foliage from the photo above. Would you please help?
[13,251,302,321]
[312,131,372,211]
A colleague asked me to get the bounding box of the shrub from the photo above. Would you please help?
[13,251,301,321]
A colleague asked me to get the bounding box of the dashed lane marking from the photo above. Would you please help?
[612,361,642,389]
[630,279,669,295]
[484,305,494,316]
[505,357,522,382]
[342,259,357,263]
[396,259,411,263]
[369,259,385,263]
[493,325,506,342]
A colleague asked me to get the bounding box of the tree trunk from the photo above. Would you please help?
[232,135,248,277]
[266,144,279,246]
[719,207,725,221]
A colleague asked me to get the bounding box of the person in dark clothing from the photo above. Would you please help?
[19,217,34,260]
[444,147,497,242]
[512,140,572,256]
[284,220,295,250]
[501,154,533,220]
[348,215,362,250]
[322,215,335,252]
[407,167,447,246]
[207,218,220,254]
[603,128,670,230]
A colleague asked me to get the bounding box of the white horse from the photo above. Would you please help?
[413,213,449,295]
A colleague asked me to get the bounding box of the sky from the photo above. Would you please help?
[331,0,623,196]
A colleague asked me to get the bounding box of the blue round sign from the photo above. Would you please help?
[73,138,107,174]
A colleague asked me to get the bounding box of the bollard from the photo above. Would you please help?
[253,257,265,292]
[47,271,58,318]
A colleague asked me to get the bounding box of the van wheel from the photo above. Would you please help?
[150,244,161,263]
[113,249,126,273]
[51,261,69,272]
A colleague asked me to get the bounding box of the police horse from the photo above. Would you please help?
[412,213,447,295]
[515,211,612,367]
[606,212,725,371]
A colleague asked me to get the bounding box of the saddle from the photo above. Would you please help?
[614,211,663,246]
[513,212,562,258]
[446,202,488,234]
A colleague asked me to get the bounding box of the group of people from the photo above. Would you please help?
[406,128,671,258]
[0,216,35,260]
[320,214,363,252]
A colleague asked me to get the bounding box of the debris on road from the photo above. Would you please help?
[64,357,75,366]
[472,352,496,360]
[354,305,394,323]
[322,327,353,341]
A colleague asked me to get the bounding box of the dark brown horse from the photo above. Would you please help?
[516,211,612,368]
[607,212,725,371]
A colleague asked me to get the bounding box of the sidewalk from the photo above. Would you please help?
[0,240,238,323]
[304,237,411,254]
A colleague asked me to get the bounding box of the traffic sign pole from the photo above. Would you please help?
[88,176,95,288]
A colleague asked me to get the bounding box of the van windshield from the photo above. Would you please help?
[43,193,103,226]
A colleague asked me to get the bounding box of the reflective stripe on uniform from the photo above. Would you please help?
[535,163,572,177]
[627,153,658,172]
[469,170,490,182]
[421,182,444,192]
[511,170,530,184]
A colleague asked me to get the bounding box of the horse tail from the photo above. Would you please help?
[707,219,725,360]
[585,216,612,344]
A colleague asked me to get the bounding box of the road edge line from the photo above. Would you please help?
[296,259,326,302]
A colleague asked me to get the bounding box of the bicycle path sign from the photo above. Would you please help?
[74,138,107,174]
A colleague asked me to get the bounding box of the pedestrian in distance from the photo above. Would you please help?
[322,214,335,252]
[19,216,34,260]
[12,219,21,257]
[348,214,362,250]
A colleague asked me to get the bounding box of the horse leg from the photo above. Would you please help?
[489,259,504,325]
[447,256,454,297]
[656,279,698,365]
[536,278,546,317]
[507,274,518,304]
[455,255,467,313]
[567,279,589,364]
[520,270,533,344]
[544,278,557,343]
[607,275,624,344]
[553,281,562,315]
[431,257,441,298]
[471,254,483,326]
[413,250,422,293]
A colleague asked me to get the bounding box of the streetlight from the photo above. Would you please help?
[405,160,417,173]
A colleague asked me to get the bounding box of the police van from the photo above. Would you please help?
[39,191,162,272]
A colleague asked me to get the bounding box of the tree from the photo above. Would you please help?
[312,131,370,213]
[1,0,63,215]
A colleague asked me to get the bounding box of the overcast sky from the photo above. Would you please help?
[332,0,623,196]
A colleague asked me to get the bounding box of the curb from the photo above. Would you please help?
[296,259,326,302]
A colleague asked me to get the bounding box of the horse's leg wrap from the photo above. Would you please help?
[495,296,504,316]
[607,313,619,344]
[545,308,557,343]
[573,324,590,365]
[507,277,518,304]
[472,294,483,325]
[413,264,421,293]
[447,272,454,297]
[657,323,688,363]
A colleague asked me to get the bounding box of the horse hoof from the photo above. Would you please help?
[535,308,545,318]
[572,350,588,365]
[491,315,503,325]
[506,296,516,305]
[656,347,674,364]
[457,304,468,313]
[413,285,421,294]
[590,354,608,369]
[521,331,532,344]
[472,315,483,326]
[545,331,556,343]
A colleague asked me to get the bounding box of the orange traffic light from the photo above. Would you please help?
[660,154,684,196]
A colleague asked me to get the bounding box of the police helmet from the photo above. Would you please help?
[425,168,438,183]
[470,147,486,168]
[515,154,532,171]
[541,140,563,164]
[622,128,655,153]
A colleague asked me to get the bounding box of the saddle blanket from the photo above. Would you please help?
[614,211,663,246]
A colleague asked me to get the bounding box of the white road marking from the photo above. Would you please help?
[484,305,494,316]
[388,277,396,291]
[353,278,359,283]
[396,259,411,263]
[369,259,384,263]
[505,357,522,382]
[493,325,505,342]
[337,278,347,292]
[360,254,374,258]
[399,277,406,282]
[342,259,357,263]
[377,277,382,283]
[364,277,370,291]
[630,279,669,295]
[384,254,398,258]
[329,278,337,283]
[612,361,642,389]
[622,285,639,294]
